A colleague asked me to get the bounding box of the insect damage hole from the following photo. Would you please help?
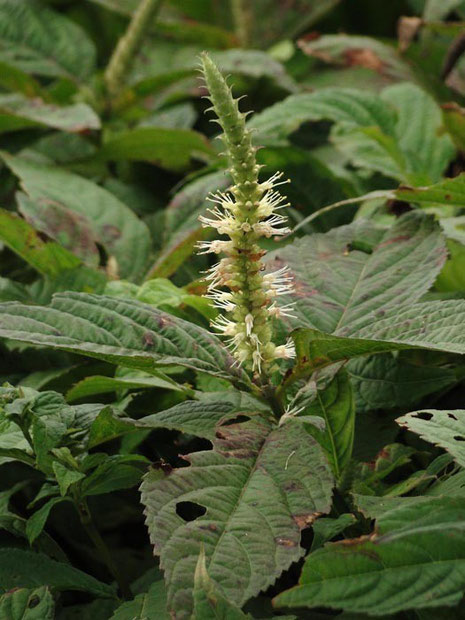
[176,501,207,522]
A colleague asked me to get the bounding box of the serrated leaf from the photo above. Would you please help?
[396,172,465,208]
[396,409,465,466]
[0,587,55,620]
[0,0,96,81]
[52,462,85,496]
[274,497,465,615]
[141,415,334,618]
[111,580,169,620]
[268,212,445,335]
[87,406,137,448]
[2,153,151,281]
[0,95,100,133]
[81,455,147,496]
[193,549,252,619]
[136,399,254,440]
[249,87,396,148]
[0,548,115,597]
[347,354,457,413]
[296,369,354,478]
[0,292,247,386]
[310,513,356,552]
[0,208,81,277]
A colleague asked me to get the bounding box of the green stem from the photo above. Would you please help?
[230,0,251,47]
[77,498,132,599]
[104,0,163,99]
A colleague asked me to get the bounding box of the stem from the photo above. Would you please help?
[77,498,132,599]
[104,0,163,99]
[230,0,251,47]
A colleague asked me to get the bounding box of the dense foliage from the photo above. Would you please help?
[2,0,465,618]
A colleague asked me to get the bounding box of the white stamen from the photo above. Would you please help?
[244,313,254,336]
[274,338,296,360]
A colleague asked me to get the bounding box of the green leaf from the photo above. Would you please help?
[289,312,465,385]
[87,406,138,448]
[0,95,100,133]
[98,128,213,172]
[0,292,249,385]
[396,172,465,209]
[381,83,454,184]
[52,462,85,495]
[0,0,96,80]
[274,497,465,615]
[294,369,355,478]
[347,354,457,413]
[268,212,445,336]
[0,548,115,597]
[141,414,334,618]
[397,409,465,466]
[0,587,55,620]
[249,87,396,148]
[111,580,169,620]
[310,514,356,552]
[2,153,151,281]
[136,398,254,440]
[67,371,185,403]
[0,208,81,277]
[81,455,147,496]
[25,496,70,544]
[192,549,252,619]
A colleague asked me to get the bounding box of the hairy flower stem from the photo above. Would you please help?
[104,0,163,100]
[198,53,295,385]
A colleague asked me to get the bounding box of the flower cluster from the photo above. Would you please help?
[198,53,296,376]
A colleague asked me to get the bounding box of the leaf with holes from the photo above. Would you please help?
[0,292,249,386]
[274,497,465,615]
[0,587,55,620]
[396,409,465,467]
[140,414,334,618]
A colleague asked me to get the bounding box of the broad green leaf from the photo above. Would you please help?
[0,208,81,277]
[2,153,151,281]
[0,95,100,133]
[397,409,465,466]
[274,497,465,615]
[249,88,396,148]
[111,581,169,620]
[423,0,464,19]
[436,239,465,292]
[268,212,445,335]
[348,354,457,413]
[0,293,248,385]
[87,406,138,448]
[98,128,213,172]
[0,277,30,302]
[294,369,355,478]
[0,587,54,620]
[0,0,96,80]
[0,60,42,96]
[381,83,454,184]
[136,399,255,440]
[25,496,70,544]
[288,308,465,384]
[141,414,334,618]
[193,550,252,619]
[0,548,115,597]
[136,279,215,321]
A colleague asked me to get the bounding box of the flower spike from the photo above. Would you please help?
[198,53,295,376]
